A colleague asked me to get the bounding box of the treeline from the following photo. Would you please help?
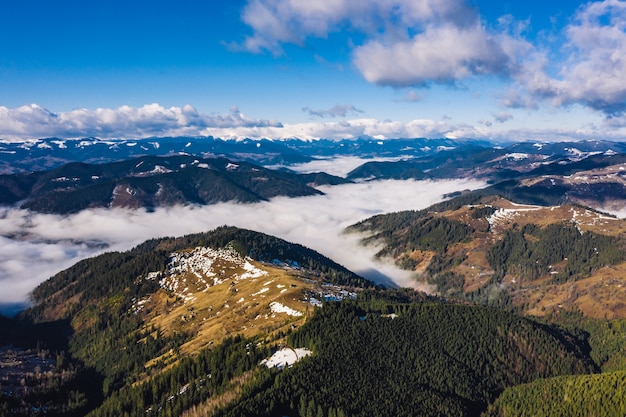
[486,222,625,283]
[356,215,474,259]
[348,193,489,239]
[483,312,626,416]
[27,250,166,321]
[215,298,595,417]
[21,249,174,403]
[546,311,626,373]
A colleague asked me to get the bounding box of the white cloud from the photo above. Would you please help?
[0,103,281,140]
[508,0,626,116]
[0,178,486,308]
[354,23,516,87]
[0,103,623,143]
[238,0,626,118]
[200,117,473,140]
[0,103,475,141]
[239,0,526,87]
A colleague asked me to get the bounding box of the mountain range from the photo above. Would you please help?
[3,137,626,416]
[2,137,626,214]
[3,226,622,417]
[0,155,349,213]
[3,136,626,175]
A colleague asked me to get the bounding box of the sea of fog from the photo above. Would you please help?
[0,178,487,315]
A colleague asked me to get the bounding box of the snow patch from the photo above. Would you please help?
[270,301,303,316]
[252,287,269,296]
[505,153,529,160]
[262,348,312,369]
[155,246,268,303]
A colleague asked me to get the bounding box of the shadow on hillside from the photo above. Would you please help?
[358,268,401,288]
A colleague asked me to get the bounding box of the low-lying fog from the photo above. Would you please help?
[0,178,486,314]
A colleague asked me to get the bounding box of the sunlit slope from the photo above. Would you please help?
[21,226,370,395]
[349,195,626,318]
[135,245,315,357]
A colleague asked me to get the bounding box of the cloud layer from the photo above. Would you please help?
[0,104,473,141]
[4,102,626,142]
[0,178,486,309]
[0,104,281,140]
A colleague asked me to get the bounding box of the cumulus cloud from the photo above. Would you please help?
[0,103,282,140]
[0,103,489,141]
[238,0,626,118]
[3,103,621,143]
[303,104,364,118]
[239,0,528,87]
[556,0,626,114]
[353,23,518,87]
[0,178,486,309]
[506,0,626,116]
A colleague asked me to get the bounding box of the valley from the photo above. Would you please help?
[7,0,626,415]
[2,138,626,416]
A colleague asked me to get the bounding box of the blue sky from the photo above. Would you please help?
[1,0,626,141]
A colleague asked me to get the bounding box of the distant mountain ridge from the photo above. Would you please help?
[0,155,348,213]
[0,136,471,174]
[3,137,626,214]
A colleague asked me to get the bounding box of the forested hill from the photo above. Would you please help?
[348,194,626,318]
[0,155,349,213]
[1,226,370,415]
[213,297,595,417]
[27,226,371,323]
[4,225,626,416]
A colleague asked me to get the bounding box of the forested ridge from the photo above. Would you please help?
[214,293,596,417]
[1,226,371,416]
[348,194,626,313]
[487,222,625,283]
[482,314,626,417]
[4,225,626,416]
[485,371,626,417]
[0,155,340,213]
